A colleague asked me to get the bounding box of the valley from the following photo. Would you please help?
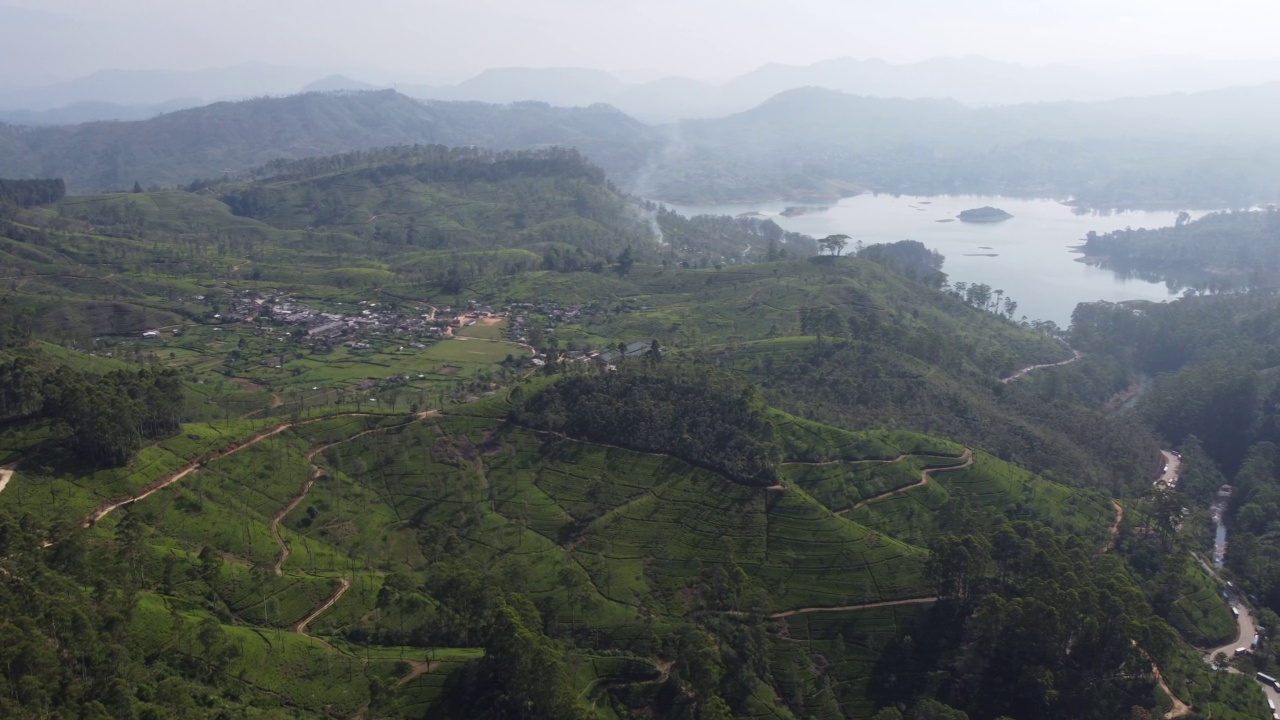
[0,84,1277,719]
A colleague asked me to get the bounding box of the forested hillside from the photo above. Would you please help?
[1079,209,1280,292]
[1070,296,1280,476]
[1058,292,1280,701]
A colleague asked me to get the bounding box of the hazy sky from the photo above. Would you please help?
[4,0,1279,86]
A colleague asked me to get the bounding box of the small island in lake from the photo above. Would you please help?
[957,206,1013,223]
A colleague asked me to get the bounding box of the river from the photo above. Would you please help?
[667,194,1210,327]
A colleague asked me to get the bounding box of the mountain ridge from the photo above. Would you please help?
[12,54,1280,126]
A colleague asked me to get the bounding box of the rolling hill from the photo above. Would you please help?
[0,90,659,193]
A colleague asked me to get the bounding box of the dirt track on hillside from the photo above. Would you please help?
[999,350,1082,384]
[839,448,974,514]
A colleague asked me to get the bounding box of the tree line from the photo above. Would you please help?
[1078,209,1280,292]
[0,349,185,467]
[0,178,65,208]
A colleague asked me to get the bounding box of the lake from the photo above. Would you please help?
[666,194,1206,327]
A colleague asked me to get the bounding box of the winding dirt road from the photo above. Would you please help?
[394,660,440,688]
[1152,660,1192,719]
[294,577,351,635]
[84,410,437,530]
[83,423,295,527]
[270,419,432,576]
[999,349,1083,384]
[271,466,322,576]
[770,596,937,619]
[839,448,974,514]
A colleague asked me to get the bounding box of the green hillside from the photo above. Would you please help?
[0,364,1155,718]
[0,153,1265,718]
[2,354,1263,718]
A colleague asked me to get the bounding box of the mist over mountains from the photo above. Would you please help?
[5,81,1280,208]
[8,54,1280,126]
[0,91,658,193]
[404,55,1280,122]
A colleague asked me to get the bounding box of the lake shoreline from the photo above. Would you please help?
[652,189,1212,214]
[666,193,1202,327]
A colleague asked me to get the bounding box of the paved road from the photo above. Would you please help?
[1207,600,1280,715]
[1205,602,1256,661]
[1196,556,1280,715]
[1156,450,1181,490]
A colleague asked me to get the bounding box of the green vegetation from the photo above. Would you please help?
[0,178,65,208]
[0,348,184,466]
[23,324,1269,719]
[0,139,1269,718]
[651,204,819,264]
[515,363,782,486]
[1079,209,1280,292]
[1070,296,1280,476]
[1068,290,1280,700]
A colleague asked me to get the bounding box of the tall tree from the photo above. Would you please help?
[821,234,850,256]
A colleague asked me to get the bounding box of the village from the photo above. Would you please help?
[141,290,508,349]
[136,291,660,394]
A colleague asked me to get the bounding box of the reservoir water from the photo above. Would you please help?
[668,194,1205,327]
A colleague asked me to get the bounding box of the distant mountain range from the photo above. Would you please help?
[9,55,1280,126]
[404,58,1118,121]
[0,63,328,112]
[648,84,1280,205]
[4,84,1280,208]
[0,90,659,193]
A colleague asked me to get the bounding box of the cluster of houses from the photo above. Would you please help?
[503,300,622,345]
[139,291,661,372]
[141,292,508,349]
